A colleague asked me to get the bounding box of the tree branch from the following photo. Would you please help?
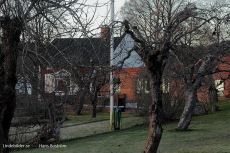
[0,0,6,7]
[123,20,146,46]
[173,17,216,44]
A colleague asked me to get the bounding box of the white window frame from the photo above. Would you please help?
[162,79,169,93]
[136,78,150,94]
[45,73,55,93]
[215,80,224,97]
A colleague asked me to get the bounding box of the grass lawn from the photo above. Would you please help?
[60,114,144,140]
[64,112,134,125]
[14,100,230,153]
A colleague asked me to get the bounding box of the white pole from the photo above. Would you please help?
[110,0,114,131]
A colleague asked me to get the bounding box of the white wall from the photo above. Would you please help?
[114,34,144,68]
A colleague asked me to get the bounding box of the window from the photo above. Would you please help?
[162,79,169,93]
[69,80,78,94]
[46,66,53,70]
[15,75,32,95]
[215,80,224,97]
[45,70,72,93]
[57,79,68,91]
[55,70,71,92]
[45,73,55,93]
[136,78,150,94]
[113,77,121,93]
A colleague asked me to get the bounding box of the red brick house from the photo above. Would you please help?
[37,28,144,111]
[17,29,230,111]
[106,56,230,108]
[14,30,230,121]
[40,28,121,95]
[197,56,230,102]
[99,67,146,108]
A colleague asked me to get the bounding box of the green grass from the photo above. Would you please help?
[64,112,133,125]
[158,99,230,153]
[60,115,144,140]
[14,100,230,153]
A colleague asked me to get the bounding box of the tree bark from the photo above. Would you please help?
[144,70,163,153]
[208,87,218,102]
[90,86,98,118]
[75,91,86,115]
[0,17,21,153]
[208,76,218,102]
[206,75,218,102]
[91,96,97,118]
[176,87,197,131]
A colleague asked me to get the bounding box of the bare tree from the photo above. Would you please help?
[0,0,101,152]
[120,0,223,152]
[88,66,110,118]
[0,17,22,153]
[172,2,230,130]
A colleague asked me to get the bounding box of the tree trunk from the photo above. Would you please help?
[176,88,197,131]
[0,17,21,153]
[48,102,56,137]
[208,87,218,102]
[91,96,97,118]
[206,75,218,102]
[144,70,163,153]
[75,91,86,115]
[90,92,97,118]
[30,64,39,96]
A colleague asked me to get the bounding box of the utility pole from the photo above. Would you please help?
[109,0,114,131]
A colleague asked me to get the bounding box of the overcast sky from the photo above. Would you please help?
[88,0,126,27]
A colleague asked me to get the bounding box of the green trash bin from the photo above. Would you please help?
[114,107,122,130]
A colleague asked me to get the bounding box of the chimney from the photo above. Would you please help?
[100,25,110,40]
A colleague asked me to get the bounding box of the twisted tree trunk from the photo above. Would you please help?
[144,69,163,153]
[176,87,197,130]
[0,17,22,153]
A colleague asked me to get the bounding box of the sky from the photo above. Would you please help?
[82,0,142,68]
[90,0,126,27]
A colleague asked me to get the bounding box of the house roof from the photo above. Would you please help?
[45,34,125,67]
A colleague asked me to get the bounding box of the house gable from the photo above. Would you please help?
[114,34,144,68]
